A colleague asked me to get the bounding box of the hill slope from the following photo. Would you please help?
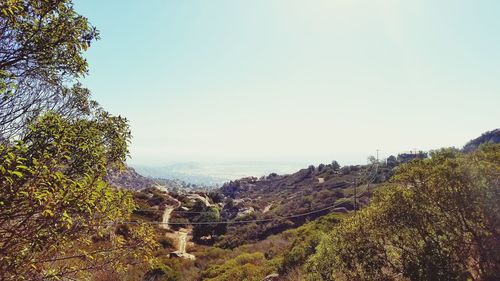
[106,166,157,190]
[463,129,500,152]
[209,162,393,247]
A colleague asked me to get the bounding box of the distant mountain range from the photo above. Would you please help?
[132,161,308,186]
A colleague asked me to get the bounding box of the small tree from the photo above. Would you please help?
[318,163,325,172]
[192,207,226,243]
[331,161,340,171]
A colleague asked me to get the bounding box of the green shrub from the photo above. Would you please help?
[306,145,500,281]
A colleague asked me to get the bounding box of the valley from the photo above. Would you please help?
[118,130,500,280]
[2,1,499,280]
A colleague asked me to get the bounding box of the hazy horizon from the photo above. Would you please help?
[76,0,500,167]
[132,160,310,184]
[129,134,470,183]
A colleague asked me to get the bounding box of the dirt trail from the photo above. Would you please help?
[160,206,175,230]
[263,203,273,213]
[167,227,195,260]
[177,230,188,253]
[161,196,195,260]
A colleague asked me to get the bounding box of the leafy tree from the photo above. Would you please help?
[386,155,397,166]
[368,155,377,164]
[331,160,341,171]
[0,0,99,138]
[306,145,500,281]
[0,1,158,279]
[192,205,226,243]
[0,80,98,139]
[318,163,326,172]
[0,0,96,86]
[0,113,157,280]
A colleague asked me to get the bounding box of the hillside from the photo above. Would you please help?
[176,161,393,248]
[139,143,500,281]
[106,166,158,190]
[463,128,500,152]
[106,166,200,192]
[131,158,410,249]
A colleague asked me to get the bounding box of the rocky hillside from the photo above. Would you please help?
[106,166,157,190]
[208,161,394,247]
[463,129,500,152]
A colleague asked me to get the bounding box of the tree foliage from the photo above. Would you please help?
[306,145,500,281]
[202,252,276,281]
[0,0,99,138]
[0,112,157,280]
[0,0,97,85]
[192,202,226,243]
[0,1,158,279]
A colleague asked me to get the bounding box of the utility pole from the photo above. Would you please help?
[376,149,379,162]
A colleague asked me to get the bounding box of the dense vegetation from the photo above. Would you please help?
[146,144,499,281]
[306,144,500,281]
[0,1,157,280]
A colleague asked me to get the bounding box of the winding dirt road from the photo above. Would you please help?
[177,230,188,253]
[160,206,175,230]
[161,196,195,260]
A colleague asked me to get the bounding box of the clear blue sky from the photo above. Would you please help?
[75,0,500,166]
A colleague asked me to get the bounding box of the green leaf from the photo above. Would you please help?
[10,171,23,178]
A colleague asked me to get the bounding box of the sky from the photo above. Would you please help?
[75,0,500,168]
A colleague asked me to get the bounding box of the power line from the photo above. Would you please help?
[134,162,383,224]
[32,200,351,267]
[26,201,352,280]
[120,200,350,226]
[135,169,382,217]
[353,159,380,211]
[137,170,380,215]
